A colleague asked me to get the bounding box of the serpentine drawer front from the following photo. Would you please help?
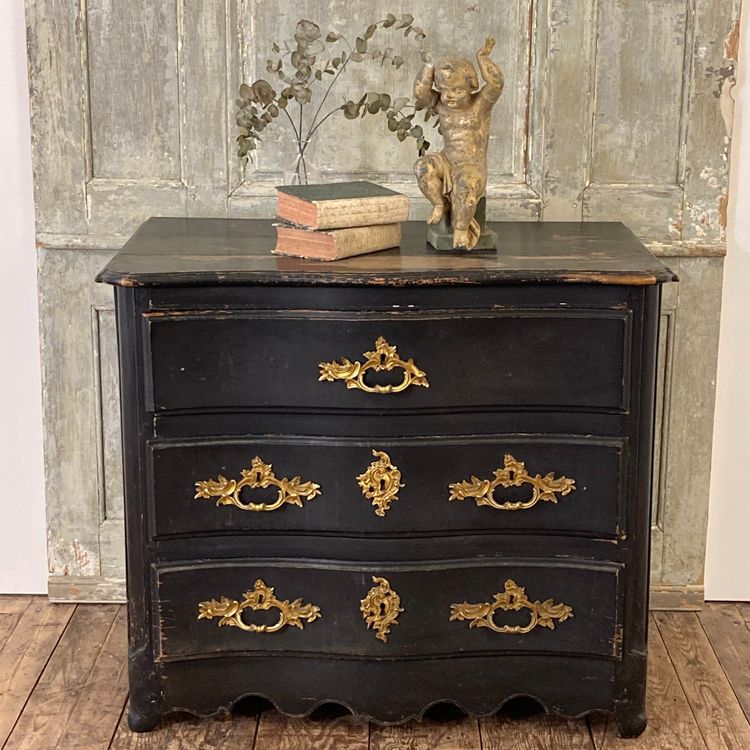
[149,435,626,538]
[97,219,675,737]
[154,558,622,661]
[144,309,631,413]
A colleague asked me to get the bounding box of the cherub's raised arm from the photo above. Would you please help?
[476,36,503,105]
[414,51,438,108]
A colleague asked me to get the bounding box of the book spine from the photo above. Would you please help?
[314,196,409,229]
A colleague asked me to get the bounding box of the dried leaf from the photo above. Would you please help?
[349,52,363,62]
[410,125,423,138]
[379,93,391,109]
[294,20,322,45]
[367,101,380,114]
[315,69,322,80]
[343,100,360,119]
[272,43,280,53]
[397,129,407,141]
[239,83,253,101]
[355,37,367,53]
[290,83,312,104]
[392,55,404,68]
[398,13,413,28]
[326,31,340,42]
[364,24,377,39]
[366,92,380,105]
[384,13,397,27]
[267,104,279,117]
[252,79,276,105]
[393,96,408,112]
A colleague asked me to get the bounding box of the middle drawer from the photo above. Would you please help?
[148,434,626,539]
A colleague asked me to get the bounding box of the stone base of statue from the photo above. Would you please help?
[426,197,497,251]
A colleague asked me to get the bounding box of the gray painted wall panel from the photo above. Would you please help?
[592,0,688,185]
[87,0,181,180]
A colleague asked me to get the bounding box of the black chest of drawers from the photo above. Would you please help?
[97,218,676,737]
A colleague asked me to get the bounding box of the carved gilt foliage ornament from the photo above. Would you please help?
[450,579,573,635]
[360,576,403,642]
[449,453,576,511]
[319,336,429,394]
[194,456,321,512]
[197,579,322,633]
[357,450,404,516]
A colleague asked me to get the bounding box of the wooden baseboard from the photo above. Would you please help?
[47,575,126,603]
[48,576,708,610]
[649,585,705,611]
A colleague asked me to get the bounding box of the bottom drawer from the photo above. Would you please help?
[154,558,622,661]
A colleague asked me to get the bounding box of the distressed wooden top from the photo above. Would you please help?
[96,218,677,287]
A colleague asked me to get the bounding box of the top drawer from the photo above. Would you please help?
[144,309,631,414]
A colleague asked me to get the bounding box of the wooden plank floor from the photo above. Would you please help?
[2,597,750,749]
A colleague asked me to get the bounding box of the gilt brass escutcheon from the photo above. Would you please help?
[360,576,403,642]
[318,336,429,394]
[194,455,321,512]
[357,450,404,516]
[448,454,576,511]
[197,578,321,633]
[450,579,573,635]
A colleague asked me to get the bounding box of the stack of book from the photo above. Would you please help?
[272,181,409,261]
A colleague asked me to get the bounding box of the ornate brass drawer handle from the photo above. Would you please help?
[448,453,576,511]
[360,576,403,642]
[450,579,573,635]
[319,336,429,394]
[194,456,321,512]
[198,578,321,633]
[357,450,404,516]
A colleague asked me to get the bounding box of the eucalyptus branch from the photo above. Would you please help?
[235,15,429,182]
[280,106,302,181]
[306,57,349,141]
[297,102,308,182]
[280,105,300,141]
[306,106,345,142]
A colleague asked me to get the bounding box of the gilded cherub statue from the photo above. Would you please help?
[414,37,503,250]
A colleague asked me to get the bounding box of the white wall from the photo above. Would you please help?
[0,0,48,593]
[705,9,750,600]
